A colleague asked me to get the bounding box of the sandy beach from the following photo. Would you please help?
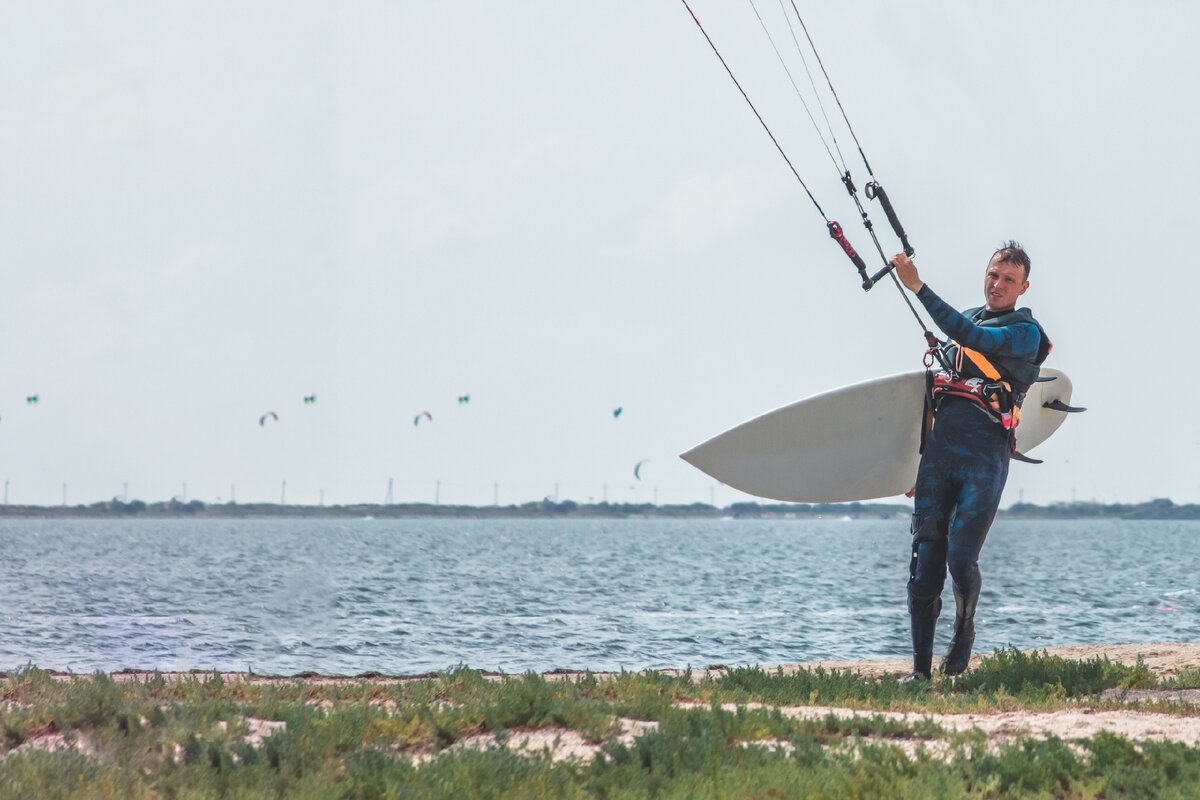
[789,641,1200,681]
[773,642,1200,751]
[51,641,1199,760]
[662,642,1200,751]
[80,642,1200,685]
[8,641,1200,775]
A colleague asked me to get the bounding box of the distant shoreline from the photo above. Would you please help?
[0,497,1196,520]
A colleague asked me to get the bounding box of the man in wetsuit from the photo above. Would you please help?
[891,242,1050,681]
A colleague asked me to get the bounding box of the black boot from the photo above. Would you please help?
[902,651,933,684]
[906,514,944,682]
[907,586,941,681]
[940,581,979,676]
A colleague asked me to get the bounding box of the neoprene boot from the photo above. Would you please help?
[906,587,941,681]
[939,581,979,676]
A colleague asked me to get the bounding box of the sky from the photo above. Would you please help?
[1,1,1197,509]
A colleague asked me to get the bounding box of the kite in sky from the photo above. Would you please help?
[414,411,432,426]
[259,411,278,426]
[634,459,650,480]
[304,395,317,404]
[613,407,623,419]
[458,395,470,404]
[26,395,39,404]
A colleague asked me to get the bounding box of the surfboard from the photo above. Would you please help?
[680,368,1077,503]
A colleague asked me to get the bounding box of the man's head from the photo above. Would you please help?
[983,240,1030,312]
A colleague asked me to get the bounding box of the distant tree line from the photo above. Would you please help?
[1004,497,1200,520]
[1,497,1199,520]
[0,497,724,519]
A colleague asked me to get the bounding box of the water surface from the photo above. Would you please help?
[0,518,1195,674]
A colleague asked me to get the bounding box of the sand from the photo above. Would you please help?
[787,641,1200,681]
[422,642,1200,762]
[23,642,1200,763]
[85,642,1200,686]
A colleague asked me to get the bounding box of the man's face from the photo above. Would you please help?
[983,255,1029,312]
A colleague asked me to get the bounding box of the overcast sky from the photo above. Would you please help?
[1,2,1195,508]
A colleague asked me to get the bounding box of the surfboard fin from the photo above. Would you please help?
[1043,399,1086,413]
[1011,450,1043,464]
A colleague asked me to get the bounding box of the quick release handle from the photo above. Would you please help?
[865,181,914,257]
[827,221,872,289]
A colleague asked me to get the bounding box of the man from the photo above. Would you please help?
[891,242,1051,681]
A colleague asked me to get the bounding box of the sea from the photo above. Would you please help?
[0,517,1196,676]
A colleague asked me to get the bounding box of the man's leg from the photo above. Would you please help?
[907,419,961,681]
[940,578,979,676]
[940,455,1008,675]
[907,513,948,679]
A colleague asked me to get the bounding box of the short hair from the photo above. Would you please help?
[993,240,1031,278]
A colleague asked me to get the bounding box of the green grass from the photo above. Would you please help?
[0,649,1197,798]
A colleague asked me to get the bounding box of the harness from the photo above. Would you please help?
[932,371,1019,430]
[923,307,1052,450]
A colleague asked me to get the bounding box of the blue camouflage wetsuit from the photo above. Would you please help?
[907,285,1044,679]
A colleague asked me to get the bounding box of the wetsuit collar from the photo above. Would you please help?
[978,305,1016,321]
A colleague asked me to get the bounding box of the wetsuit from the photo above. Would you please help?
[907,285,1046,679]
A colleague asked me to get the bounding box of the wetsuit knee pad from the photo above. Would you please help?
[910,514,943,544]
[908,514,947,597]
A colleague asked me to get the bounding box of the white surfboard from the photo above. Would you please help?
[681,368,1077,503]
